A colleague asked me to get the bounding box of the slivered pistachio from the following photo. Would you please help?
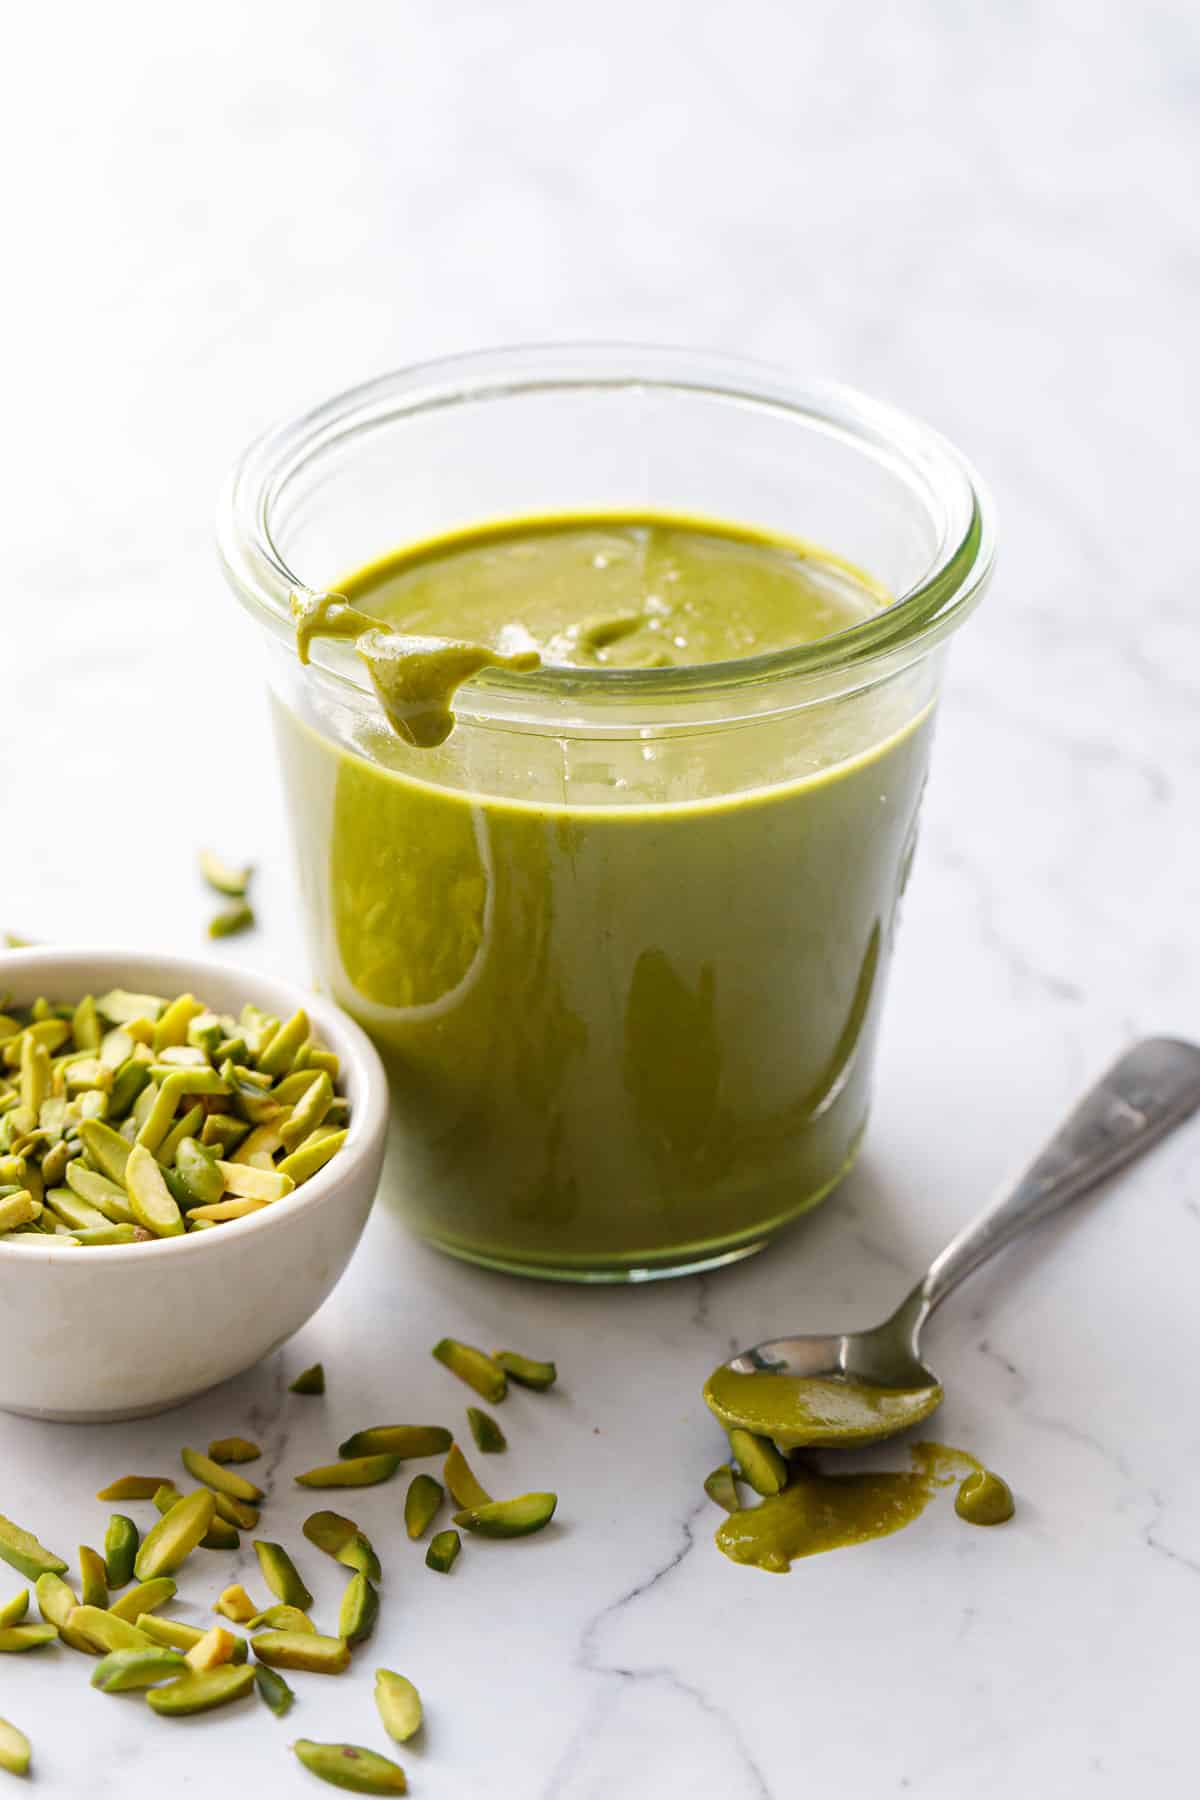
[453,1492,558,1538]
[727,1429,788,1497]
[135,1490,216,1580]
[375,1670,422,1743]
[153,994,205,1053]
[278,1071,333,1151]
[201,1114,249,1153]
[214,1160,294,1202]
[181,1447,263,1503]
[175,1136,224,1205]
[147,1662,255,1715]
[34,1571,77,1630]
[257,1009,310,1076]
[0,1591,28,1629]
[425,1530,461,1574]
[432,1338,507,1403]
[91,1646,189,1691]
[253,1541,313,1611]
[2,985,349,1242]
[216,1584,259,1624]
[200,850,252,898]
[0,1191,38,1233]
[703,1464,742,1514]
[295,1455,401,1490]
[95,990,167,1026]
[443,1444,491,1512]
[494,1349,558,1390]
[338,1570,379,1646]
[209,902,256,938]
[104,1515,139,1589]
[208,1436,261,1464]
[246,1604,315,1634]
[79,1118,131,1183]
[290,1362,325,1396]
[125,1144,184,1238]
[0,1624,57,1652]
[78,1545,108,1609]
[404,1475,444,1541]
[64,1161,134,1223]
[108,1577,176,1623]
[96,1475,170,1502]
[466,1407,507,1454]
[67,1605,153,1654]
[254,1662,295,1715]
[278,1127,348,1185]
[157,1102,205,1166]
[136,1614,247,1661]
[0,1515,67,1583]
[338,1425,451,1461]
[293,1740,408,1794]
[251,1629,350,1674]
[185,1625,240,1672]
[211,1492,259,1531]
[0,1717,31,1777]
[300,1511,382,1581]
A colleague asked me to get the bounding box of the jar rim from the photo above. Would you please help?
[216,343,995,730]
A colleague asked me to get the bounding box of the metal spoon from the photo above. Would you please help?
[705,1038,1200,1447]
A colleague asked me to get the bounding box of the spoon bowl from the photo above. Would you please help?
[707,1038,1200,1450]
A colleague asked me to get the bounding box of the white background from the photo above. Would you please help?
[1,3,1197,1794]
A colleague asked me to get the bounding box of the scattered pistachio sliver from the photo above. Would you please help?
[295,1454,402,1490]
[96,1475,170,1502]
[147,1662,255,1715]
[494,1349,557,1390]
[0,1514,67,1582]
[250,1629,350,1674]
[185,1625,240,1672]
[0,1590,28,1629]
[78,1544,108,1609]
[0,1717,31,1777]
[91,1646,189,1692]
[215,1584,259,1624]
[338,1570,379,1647]
[246,1604,315,1634]
[108,1577,176,1624]
[134,1490,216,1581]
[255,1662,295,1716]
[425,1530,461,1574]
[453,1492,558,1538]
[293,1740,408,1795]
[290,1362,326,1396]
[466,1407,507,1454]
[254,1541,313,1611]
[0,987,350,1245]
[181,1447,263,1503]
[66,1604,154,1655]
[338,1424,451,1460]
[404,1476,444,1542]
[200,850,252,899]
[104,1515,139,1589]
[376,1669,423,1743]
[208,901,256,937]
[432,1338,507,1403]
[443,1444,491,1511]
[208,1436,261,1465]
[0,1624,57,1653]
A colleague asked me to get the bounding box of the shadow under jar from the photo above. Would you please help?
[219,346,995,1282]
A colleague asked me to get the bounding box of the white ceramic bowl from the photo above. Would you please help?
[0,948,388,1422]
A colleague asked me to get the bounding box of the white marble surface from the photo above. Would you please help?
[3,0,1199,1792]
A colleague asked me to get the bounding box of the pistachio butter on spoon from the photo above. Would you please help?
[707,1038,1200,1452]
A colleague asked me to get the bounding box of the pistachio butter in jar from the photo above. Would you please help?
[219,347,994,1280]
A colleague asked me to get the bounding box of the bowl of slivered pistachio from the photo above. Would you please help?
[0,948,388,1422]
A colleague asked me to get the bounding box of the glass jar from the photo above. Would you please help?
[218,346,994,1281]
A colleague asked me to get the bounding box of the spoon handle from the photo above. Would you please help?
[901,1037,1200,1332]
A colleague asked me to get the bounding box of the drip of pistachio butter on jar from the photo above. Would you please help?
[291,589,540,750]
